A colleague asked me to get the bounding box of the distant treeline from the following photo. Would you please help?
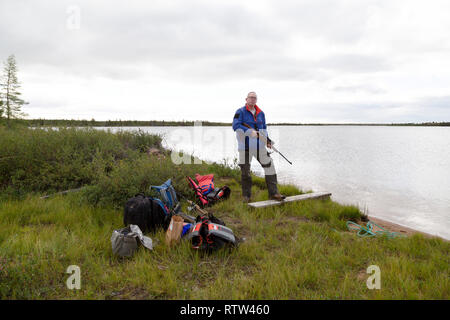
[23,119,231,127]
[270,122,450,126]
[14,119,450,127]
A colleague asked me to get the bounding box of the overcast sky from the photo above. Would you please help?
[1,0,449,123]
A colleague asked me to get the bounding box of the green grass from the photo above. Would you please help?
[0,127,449,299]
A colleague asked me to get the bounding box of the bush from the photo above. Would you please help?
[0,127,162,196]
[81,153,242,208]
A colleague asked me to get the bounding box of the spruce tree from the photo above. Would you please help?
[0,55,28,126]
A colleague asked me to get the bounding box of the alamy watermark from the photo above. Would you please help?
[66,265,81,290]
[366,265,381,289]
[66,5,81,30]
[168,121,282,169]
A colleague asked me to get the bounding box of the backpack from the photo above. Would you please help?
[150,178,181,213]
[186,215,236,253]
[123,194,171,233]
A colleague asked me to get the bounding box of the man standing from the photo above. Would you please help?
[232,92,286,203]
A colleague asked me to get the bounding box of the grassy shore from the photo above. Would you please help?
[0,126,448,299]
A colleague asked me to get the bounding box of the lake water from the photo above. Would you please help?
[99,125,450,240]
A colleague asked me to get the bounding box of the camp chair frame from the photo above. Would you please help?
[186,176,210,208]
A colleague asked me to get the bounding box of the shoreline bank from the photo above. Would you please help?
[366,215,447,241]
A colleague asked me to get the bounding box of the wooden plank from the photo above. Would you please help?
[247,192,332,209]
[40,187,85,199]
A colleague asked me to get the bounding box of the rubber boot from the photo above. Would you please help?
[265,174,279,198]
[239,164,252,199]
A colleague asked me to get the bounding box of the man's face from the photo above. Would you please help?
[246,93,257,106]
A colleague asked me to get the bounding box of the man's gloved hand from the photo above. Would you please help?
[267,138,274,149]
[249,130,258,138]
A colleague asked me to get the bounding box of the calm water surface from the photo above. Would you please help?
[100,126,450,239]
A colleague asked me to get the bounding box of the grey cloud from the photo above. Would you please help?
[273,0,380,44]
[417,96,450,109]
[277,95,450,123]
[318,54,391,73]
[170,52,390,82]
[0,0,290,79]
[172,53,328,82]
[0,0,388,82]
[332,85,386,94]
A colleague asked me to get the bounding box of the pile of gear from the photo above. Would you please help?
[111,174,236,258]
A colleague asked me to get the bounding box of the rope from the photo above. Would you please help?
[346,220,405,239]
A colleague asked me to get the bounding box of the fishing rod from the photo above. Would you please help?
[242,122,293,165]
[175,191,210,219]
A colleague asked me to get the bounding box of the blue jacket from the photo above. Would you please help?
[232,104,269,151]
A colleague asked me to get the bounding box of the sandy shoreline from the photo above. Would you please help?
[366,216,446,241]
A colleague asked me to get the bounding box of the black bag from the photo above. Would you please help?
[206,186,231,202]
[123,194,171,233]
[149,197,172,231]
